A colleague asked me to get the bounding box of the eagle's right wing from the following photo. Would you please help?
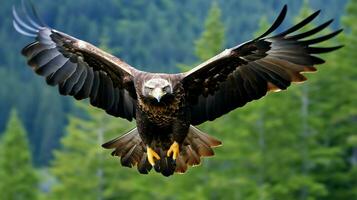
[13,2,137,121]
[181,5,343,125]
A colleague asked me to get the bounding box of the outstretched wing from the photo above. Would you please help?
[182,5,343,125]
[13,2,137,121]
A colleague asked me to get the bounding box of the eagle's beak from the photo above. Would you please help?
[152,88,164,102]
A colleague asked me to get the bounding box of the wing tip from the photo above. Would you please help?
[308,45,344,54]
[275,7,323,38]
[282,4,288,12]
[336,29,344,35]
[255,4,288,40]
[13,0,46,37]
[314,9,322,16]
[24,0,47,27]
[328,18,334,24]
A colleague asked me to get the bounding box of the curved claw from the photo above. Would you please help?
[147,146,160,166]
[167,141,179,160]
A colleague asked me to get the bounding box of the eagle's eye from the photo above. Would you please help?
[163,85,171,93]
[144,86,153,94]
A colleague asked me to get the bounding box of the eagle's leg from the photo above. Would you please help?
[147,146,160,166]
[167,141,179,160]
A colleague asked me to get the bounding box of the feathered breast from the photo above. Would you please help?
[138,84,185,126]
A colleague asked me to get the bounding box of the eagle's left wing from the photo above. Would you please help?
[182,5,343,125]
[13,2,138,121]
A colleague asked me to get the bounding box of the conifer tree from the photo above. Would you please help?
[307,0,357,199]
[0,110,39,200]
[195,1,225,62]
[47,102,136,200]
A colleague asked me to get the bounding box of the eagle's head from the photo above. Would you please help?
[142,78,173,103]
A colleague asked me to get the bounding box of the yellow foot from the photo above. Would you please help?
[147,146,160,166]
[167,141,180,160]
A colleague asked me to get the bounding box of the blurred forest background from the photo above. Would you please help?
[0,0,356,199]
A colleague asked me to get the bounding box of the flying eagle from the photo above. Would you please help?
[13,2,342,176]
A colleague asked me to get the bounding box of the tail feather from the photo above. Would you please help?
[102,128,138,149]
[175,125,222,173]
[121,144,142,167]
[185,145,201,166]
[102,125,222,176]
[137,152,152,174]
[189,126,222,147]
[102,128,152,173]
[191,137,214,156]
[175,155,188,174]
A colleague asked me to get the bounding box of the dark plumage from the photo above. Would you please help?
[14,2,342,176]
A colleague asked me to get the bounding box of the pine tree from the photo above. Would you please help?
[47,102,137,200]
[194,1,225,62]
[0,110,39,200]
[306,0,357,199]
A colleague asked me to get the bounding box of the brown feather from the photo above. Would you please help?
[174,126,221,173]
[14,7,138,121]
[182,6,342,125]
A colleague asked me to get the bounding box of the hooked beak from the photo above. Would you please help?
[152,88,164,102]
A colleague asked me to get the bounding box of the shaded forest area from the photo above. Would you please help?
[0,0,356,199]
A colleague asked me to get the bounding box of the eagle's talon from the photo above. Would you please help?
[147,146,160,166]
[167,141,179,160]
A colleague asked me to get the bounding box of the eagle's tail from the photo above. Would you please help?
[174,125,222,174]
[151,126,222,176]
[101,128,153,174]
[102,126,222,176]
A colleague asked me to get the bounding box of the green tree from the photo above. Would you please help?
[306,0,357,199]
[0,110,39,200]
[47,102,137,200]
[195,1,225,61]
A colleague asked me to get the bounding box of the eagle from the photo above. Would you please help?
[13,2,342,176]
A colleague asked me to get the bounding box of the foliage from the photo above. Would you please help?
[48,102,135,200]
[195,1,225,61]
[0,110,39,200]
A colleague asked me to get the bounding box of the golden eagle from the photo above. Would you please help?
[13,2,342,176]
